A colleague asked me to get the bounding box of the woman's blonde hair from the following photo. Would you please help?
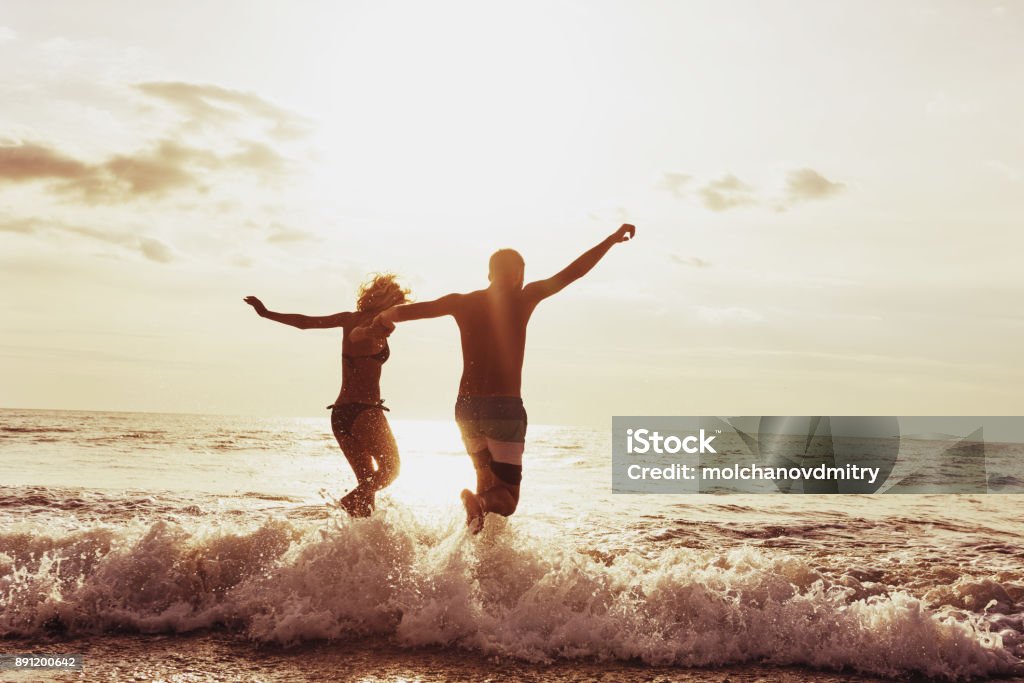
[356,273,411,313]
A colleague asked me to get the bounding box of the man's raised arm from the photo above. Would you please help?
[524,224,636,302]
[368,293,463,335]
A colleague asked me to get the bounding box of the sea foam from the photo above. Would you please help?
[1,507,1021,681]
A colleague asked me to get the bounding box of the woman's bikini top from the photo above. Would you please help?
[342,341,390,369]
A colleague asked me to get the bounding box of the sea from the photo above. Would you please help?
[1,408,1022,682]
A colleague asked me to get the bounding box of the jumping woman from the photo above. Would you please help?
[243,274,409,516]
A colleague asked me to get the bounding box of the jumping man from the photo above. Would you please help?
[370,224,636,532]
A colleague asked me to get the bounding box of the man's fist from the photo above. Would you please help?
[243,296,268,316]
[610,224,636,243]
[372,312,397,336]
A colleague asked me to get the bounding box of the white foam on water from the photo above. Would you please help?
[1,506,1021,681]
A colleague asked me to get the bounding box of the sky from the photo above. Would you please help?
[1,1,1022,425]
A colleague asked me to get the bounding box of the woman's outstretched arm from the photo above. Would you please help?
[243,296,352,329]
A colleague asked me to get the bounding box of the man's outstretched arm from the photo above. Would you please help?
[366,293,463,335]
[524,224,636,302]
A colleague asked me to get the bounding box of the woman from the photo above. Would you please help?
[243,274,409,516]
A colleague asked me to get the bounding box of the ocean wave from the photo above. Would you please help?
[0,510,1021,680]
[0,487,203,518]
[0,426,76,434]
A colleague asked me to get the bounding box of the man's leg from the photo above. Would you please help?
[480,483,520,516]
[455,396,525,531]
[473,449,520,516]
[461,448,519,532]
[460,448,490,532]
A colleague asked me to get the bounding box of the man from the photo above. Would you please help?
[373,224,636,532]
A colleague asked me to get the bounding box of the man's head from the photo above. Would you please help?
[488,248,525,290]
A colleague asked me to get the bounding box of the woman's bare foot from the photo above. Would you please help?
[340,487,374,517]
[460,489,485,534]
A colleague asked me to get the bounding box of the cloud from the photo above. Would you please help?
[699,174,756,211]
[0,26,17,43]
[60,223,133,245]
[135,81,311,141]
[0,79,303,204]
[0,215,175,263]
[266,226,315,244]
[98,140,219,197]
[0,139,286,203]
[668,169,844,212]
[671,254,711,268]
[657,171,691,198]
[0,142,90,182]
[784,168,844,204]
[226,141,287,176]
[0,217,38,234]
[138,237,174,263]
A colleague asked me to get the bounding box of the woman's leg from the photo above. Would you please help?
[353,409,401,491]
[332,409,400,517]
[333,429,377,516]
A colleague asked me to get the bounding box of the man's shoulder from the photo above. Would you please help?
[451,287,536,310]
[440,289,476,318]
[455,289,487,303]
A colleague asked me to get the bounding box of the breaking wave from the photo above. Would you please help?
[1,507,1021,680]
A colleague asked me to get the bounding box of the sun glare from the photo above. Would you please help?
[302,4,607,220]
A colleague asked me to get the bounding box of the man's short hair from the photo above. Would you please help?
[489,249,525,277]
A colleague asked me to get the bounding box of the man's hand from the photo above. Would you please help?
[351,317,392,342]
[243,296,268,316]
[372,311,397,336]
[609,223,636,243]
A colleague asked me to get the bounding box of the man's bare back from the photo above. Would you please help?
[449,287,537,397]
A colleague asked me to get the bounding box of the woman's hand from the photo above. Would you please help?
[243,296,268,317]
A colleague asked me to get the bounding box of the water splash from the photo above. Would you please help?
[1,507,1020,680]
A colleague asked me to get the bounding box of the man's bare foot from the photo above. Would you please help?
[460,489,485,534]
